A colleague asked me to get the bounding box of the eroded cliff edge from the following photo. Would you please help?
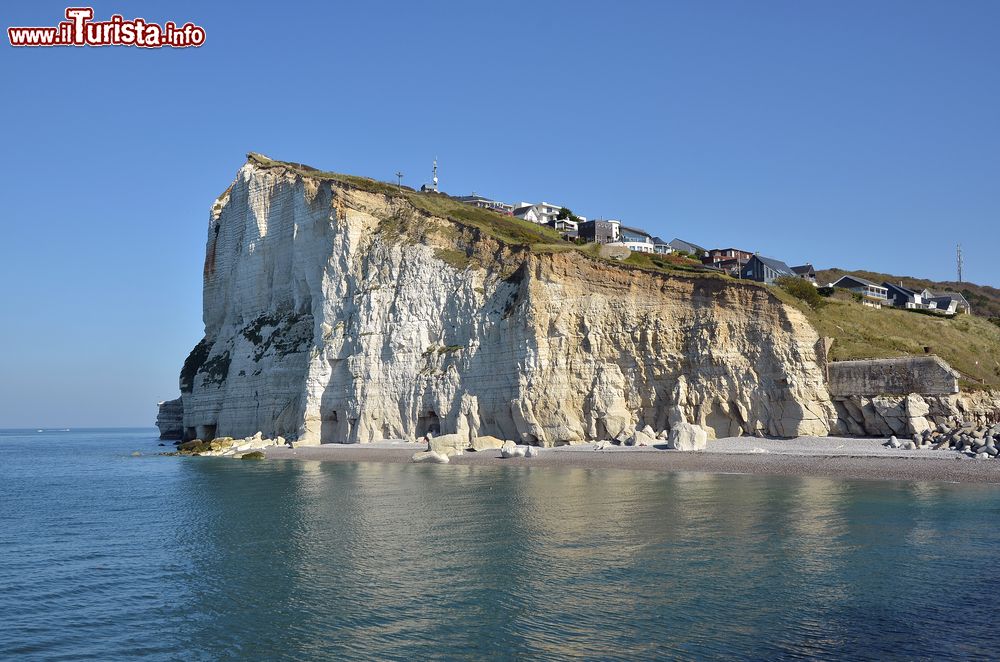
[174,155,839,445]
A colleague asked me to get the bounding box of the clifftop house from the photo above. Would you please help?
[928,291,972,315]
[883,282,930,310]
[704,248,753,276]
[831,275,889,308]
[513,201,571,225]
[740,255,795,284]
[668,238,707,256]
[454,194,514,215]
[578,219,621,244]
[791,264,817,283]
[614,225,656,253]
[651,236,673,255]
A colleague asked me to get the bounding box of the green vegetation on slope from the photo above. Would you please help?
[245,152,709,276]
[772,289,1000,388]
[247,152,562,246]
[817,267,1000,319]
[775,276,827,310]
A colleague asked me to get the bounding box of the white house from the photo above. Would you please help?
[513,201,565,225]
[455,194,514,215]
[652,237,673,255]
[832,275,889,308]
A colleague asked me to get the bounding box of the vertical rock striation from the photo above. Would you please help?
[155,398,184,440]
[174,156,838,444]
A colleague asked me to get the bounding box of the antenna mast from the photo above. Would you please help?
[957,243,964,283]
[432,158,438,193]
[395,171,404,191]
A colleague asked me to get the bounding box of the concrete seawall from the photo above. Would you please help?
[828,356,959,397]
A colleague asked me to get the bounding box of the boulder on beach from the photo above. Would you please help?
[428,433,468,454]
[630,429,657,447]
[470,435,506,452]
[500,441,528,458]
[667,422,708,451]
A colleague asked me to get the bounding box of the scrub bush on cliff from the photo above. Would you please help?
[775,276,827,310]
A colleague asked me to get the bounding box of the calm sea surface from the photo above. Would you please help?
[2,428,1000,660]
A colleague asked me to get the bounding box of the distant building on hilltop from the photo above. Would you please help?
[704,247,753,276]
[927,290,971,315]
[420,158,440,193]
[549,218,579,239]
[513,201,567,225]
[578,219,621,244]
[614,225,656,253]
[455,194,513,215]
[831,275,889,307]
[883,282,931,310]
[668,238,707,257]
[741,254,795,284]
[790,264,817,283]
[651,237,673,255]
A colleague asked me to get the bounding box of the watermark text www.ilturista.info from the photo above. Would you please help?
[8,7,205,48]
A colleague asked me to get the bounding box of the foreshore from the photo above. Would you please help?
[264,436,1000,484]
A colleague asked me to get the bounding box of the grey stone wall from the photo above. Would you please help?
[827,356,959,397]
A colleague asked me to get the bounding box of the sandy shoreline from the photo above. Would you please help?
[264,436,1000,484]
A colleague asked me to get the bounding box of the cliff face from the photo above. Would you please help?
[177,158,838,445]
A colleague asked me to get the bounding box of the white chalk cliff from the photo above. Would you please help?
[174,154,839,445]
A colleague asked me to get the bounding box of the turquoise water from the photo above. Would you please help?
[2,429,1000,660]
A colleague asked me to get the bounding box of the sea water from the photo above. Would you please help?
[2,428,999,660]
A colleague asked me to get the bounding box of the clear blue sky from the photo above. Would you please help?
[1,0,997,427]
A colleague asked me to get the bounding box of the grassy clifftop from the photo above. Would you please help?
[244,152,714,276]
[247,152,564,247]
[773,289,1000,388]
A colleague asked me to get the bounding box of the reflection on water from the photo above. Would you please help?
[2,429,1000,660]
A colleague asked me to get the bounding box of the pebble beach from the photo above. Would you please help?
[265,436,1000,484]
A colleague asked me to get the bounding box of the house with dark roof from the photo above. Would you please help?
[455,194,513,215]
[740,255,794,284]
[548,218,579,239]
[790,264,817,283]
[668,238,707,257]
[615,225,656,253]
[832,275,889,307]
[928,291,971,315]
[882,282,929,310]
[578,219,621,244]
[651,236,673,255]
[702,248,753,277]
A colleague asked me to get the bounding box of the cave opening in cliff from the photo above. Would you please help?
[417,410,441,437]
[321,410,339,444]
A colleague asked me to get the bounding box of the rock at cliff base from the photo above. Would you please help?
[428,433,469,454]
[155,398,184,440]
[500,441,518,458]
[667,423,708,451]
[630,430,657,447]
[241,451,265,460]
[470,435,506,452]
[525,445,539,458]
